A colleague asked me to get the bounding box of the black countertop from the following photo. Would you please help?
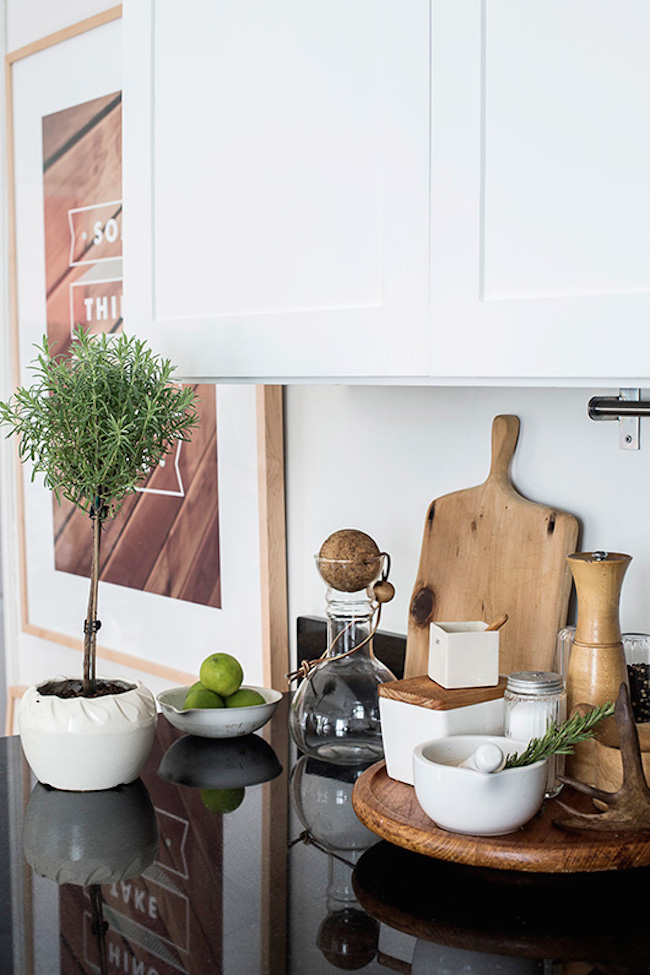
[2,694,650,974]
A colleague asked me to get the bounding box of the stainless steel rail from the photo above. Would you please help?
[588,396,650,420]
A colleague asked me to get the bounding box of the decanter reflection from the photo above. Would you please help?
[291,755,381,969]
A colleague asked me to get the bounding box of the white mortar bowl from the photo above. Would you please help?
[412,735,548,836]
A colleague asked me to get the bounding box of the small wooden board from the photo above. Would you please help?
[405,415,579,678]
[352,760,650,873]
[378,674,507,710]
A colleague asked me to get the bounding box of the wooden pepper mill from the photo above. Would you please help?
[566,551,631,783]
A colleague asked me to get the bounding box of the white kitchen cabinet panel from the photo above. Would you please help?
[431,0,650,381]
[123,0,431,380]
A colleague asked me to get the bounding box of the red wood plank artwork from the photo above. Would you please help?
[42,93,221,607]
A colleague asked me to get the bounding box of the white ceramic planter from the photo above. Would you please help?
[19,679,157,792]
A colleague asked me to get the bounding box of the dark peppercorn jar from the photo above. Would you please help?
[623,633,650,723]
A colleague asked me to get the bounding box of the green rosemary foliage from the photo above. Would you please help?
[504,700,616,769]
[0,328,199,517]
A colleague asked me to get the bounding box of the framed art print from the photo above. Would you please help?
[5,8,288,687]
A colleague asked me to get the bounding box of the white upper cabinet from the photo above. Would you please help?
[124,1,650,382]
[123,0,431,380]
[431,0,650,382]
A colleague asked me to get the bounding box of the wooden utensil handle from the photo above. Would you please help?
[488,415,520,487]
[485,613,509,632]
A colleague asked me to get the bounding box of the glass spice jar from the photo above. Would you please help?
[553,625,576,685]
[504,671,567,798]
[623,633,650,723]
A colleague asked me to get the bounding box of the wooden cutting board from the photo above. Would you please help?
[405,415,579,678]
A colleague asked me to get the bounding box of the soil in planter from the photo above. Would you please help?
[38,678,137,700]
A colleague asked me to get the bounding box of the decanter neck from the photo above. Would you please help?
[325,588,374,658]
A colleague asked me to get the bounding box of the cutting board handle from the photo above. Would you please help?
[488,415,520,487]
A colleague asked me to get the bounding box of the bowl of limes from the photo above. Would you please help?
[157,652,282,738]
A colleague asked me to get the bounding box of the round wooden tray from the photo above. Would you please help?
[351,760,650,872]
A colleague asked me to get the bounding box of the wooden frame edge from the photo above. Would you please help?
[5,6,122,65]
[257,385,289,689]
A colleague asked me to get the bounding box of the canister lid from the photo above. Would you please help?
[506,671,564,696]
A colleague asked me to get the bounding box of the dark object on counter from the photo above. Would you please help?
[555,682,650,832]
[297,616,405,679]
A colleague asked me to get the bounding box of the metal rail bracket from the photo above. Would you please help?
[588,389,646,450]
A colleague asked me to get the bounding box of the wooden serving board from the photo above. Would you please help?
[405,414,579,678]
[378,674,507,709]
[352,761,650,872]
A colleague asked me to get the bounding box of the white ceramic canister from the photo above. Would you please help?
[504,671,566,798]
[381,696,506,785]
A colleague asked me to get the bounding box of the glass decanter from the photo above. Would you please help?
[289,557,396,765]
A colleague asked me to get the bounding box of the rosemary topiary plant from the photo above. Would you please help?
[0,328,199,696]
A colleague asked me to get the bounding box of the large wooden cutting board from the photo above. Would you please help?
[405,415,579,678]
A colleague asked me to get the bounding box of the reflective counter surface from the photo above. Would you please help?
[1,694,649,974]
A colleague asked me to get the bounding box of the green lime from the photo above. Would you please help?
[201,787,245,813]
[183,684,225,709]
[225,688,265,708]
[199,652,243,698]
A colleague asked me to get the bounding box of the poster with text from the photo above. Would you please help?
[42,93,221,608]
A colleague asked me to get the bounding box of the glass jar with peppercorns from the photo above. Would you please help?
[624,633,650,723]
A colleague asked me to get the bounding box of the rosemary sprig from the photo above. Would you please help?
[504,700,616,769]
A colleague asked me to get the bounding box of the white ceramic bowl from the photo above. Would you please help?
[157,685,282,738]
[412,735,548,836]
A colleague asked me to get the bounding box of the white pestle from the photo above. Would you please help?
[458,743,506,773]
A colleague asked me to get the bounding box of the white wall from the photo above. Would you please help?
[5,0,112,51]
[285,384,650,658]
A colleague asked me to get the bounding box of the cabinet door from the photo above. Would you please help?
[431,0,650,382]
[123,0,430,380]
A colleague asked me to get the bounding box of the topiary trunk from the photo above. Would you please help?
[83,497,104,696]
